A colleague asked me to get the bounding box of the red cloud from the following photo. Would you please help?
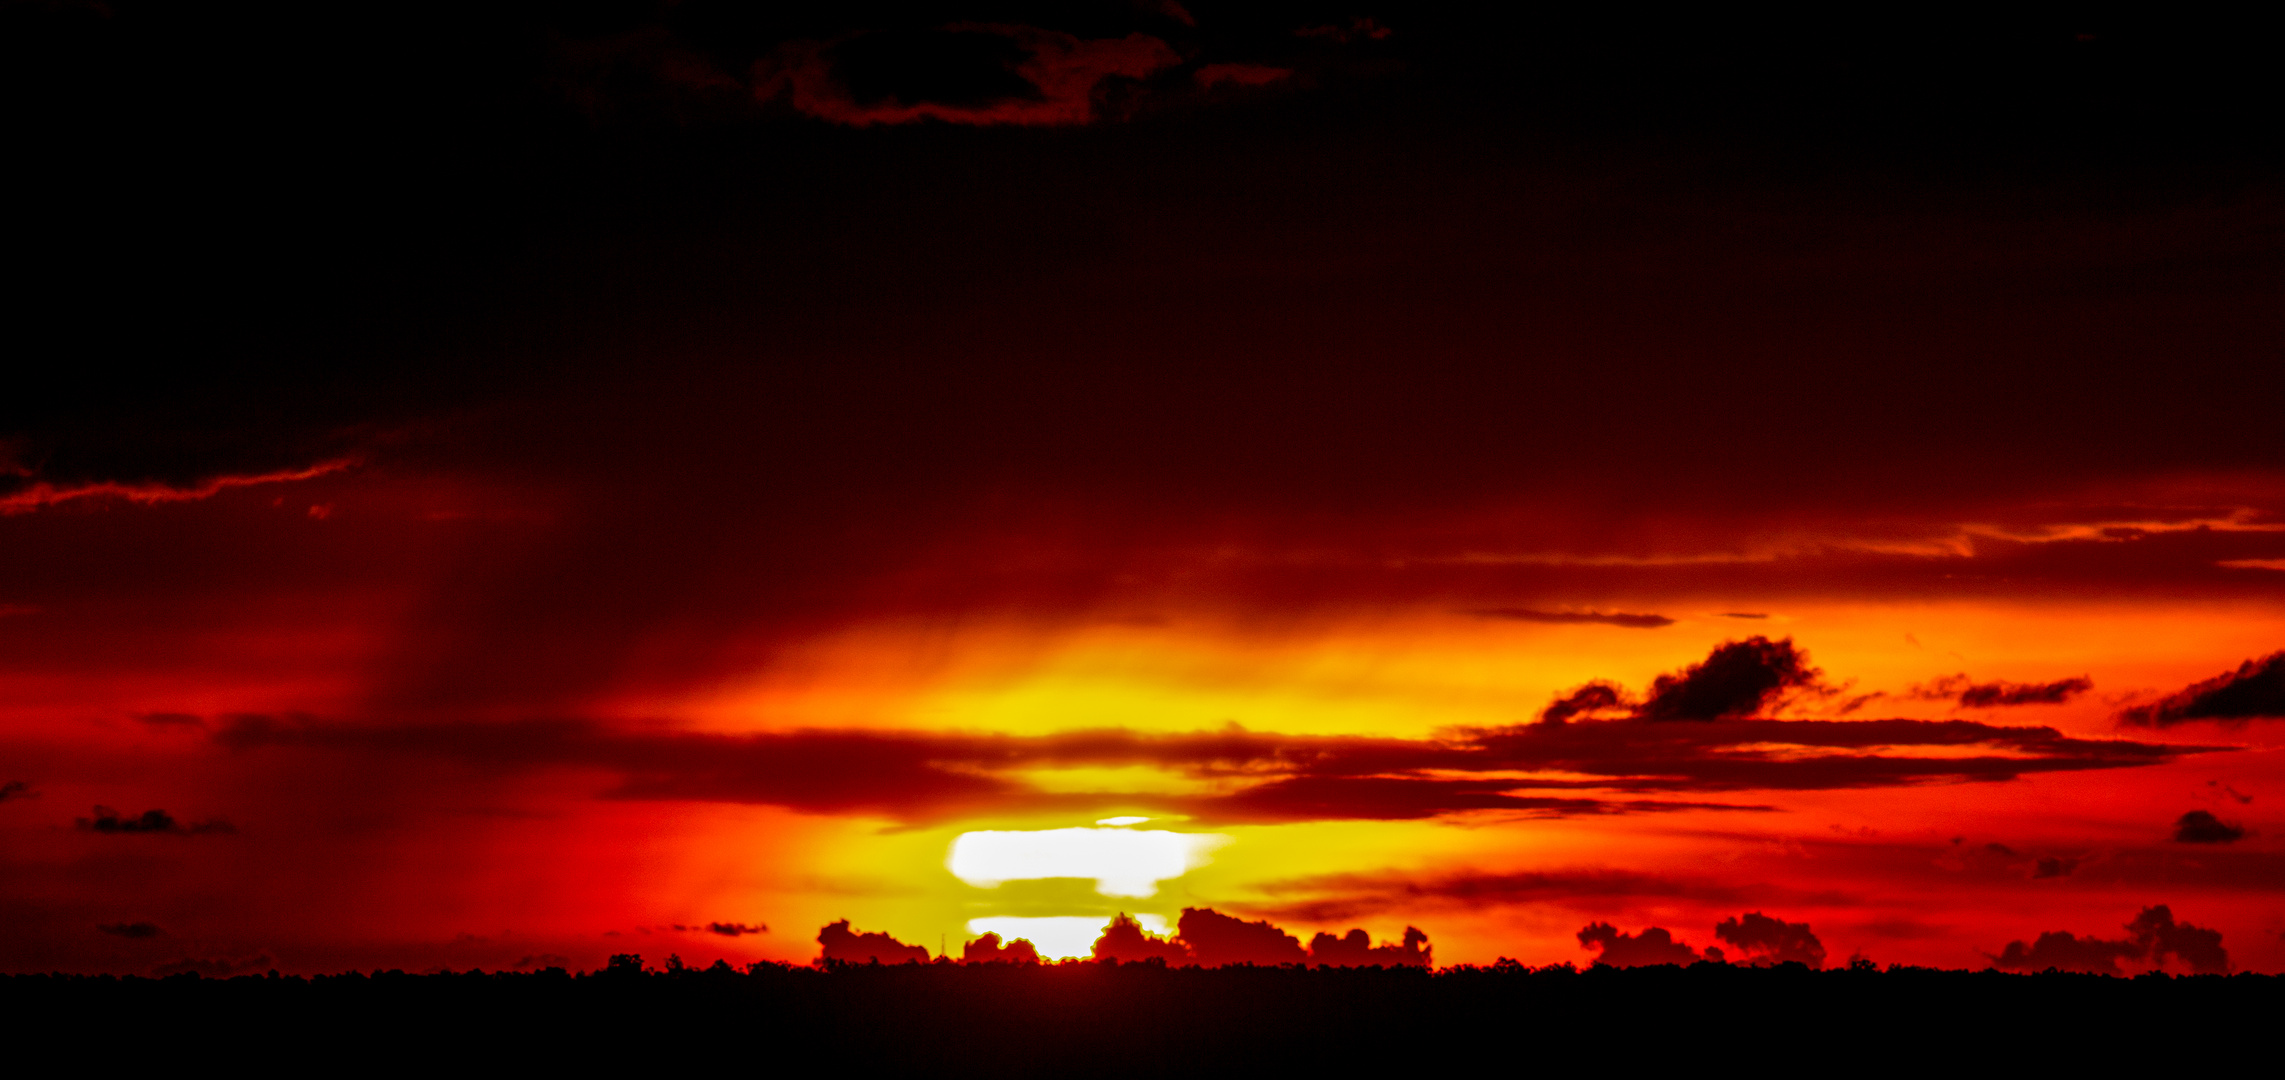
[755,25,1178,127]
[0,459,354,515]
[208,696,2198,826]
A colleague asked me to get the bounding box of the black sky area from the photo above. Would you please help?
[10,2,2285,535]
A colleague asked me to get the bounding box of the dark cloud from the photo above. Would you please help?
[75,807,236,836]
[2119,652,2285,726]
[816,919,931,965]
[1091,912,1190,965]
[0,460,355,516]
[755,25,1179,126]
[208,701,2193,826]
[1082,908,1432,968]
[136,712,206,728]
[1576,923,1703,967]
[961,932,1041,964]
[151,953,272,978]
[1175,907,1307,967]
[1957,677,2094,708]
[1988,930,2141,975]
[1638,637,1822,720]
[2126,905,2228,974]
[1989,905,2228,975]
[2172,810,2246,844]
[1193,63,1291,88]
[1253,868,1757,924]
[1720,612,1769,620]
[1306,927,1430,968]
[705,922,768,937]
[1472,608,1674,628]
[513,953,571,970]
[98,922,163,939]
[2032,857,2080,879]
[1712,912,1826,967]
[0,780,34,803]
[1539,682,1630,724]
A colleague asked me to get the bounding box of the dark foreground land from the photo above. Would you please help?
[8,961,2275,1072]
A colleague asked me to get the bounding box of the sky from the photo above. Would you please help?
[5,2,2285,976]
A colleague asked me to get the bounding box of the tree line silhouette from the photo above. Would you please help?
[5,957,2275,1073]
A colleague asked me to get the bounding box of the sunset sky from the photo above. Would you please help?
[6,3,2284,976]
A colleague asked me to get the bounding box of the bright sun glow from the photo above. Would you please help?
[967,914,1169,961]
[947,827,1228,897]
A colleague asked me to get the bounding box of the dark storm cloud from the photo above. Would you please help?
[1956,677,2094,708]
[816,919,931,964]
[208,697,2192,826]
[755,25,1179,126]
[1247,868,1758,923]
[1988,930,2142,975]
[1907,673,2096,707]
[0,780,34,803]
[1989,905,2228,975]
[151,953,274,979]
[2119,652,2285,726]
[2172,810,2246,844]
[2032,857,2080,879]
[75,807,235,836]
[961,932,1041,964]
[1637,637,1823,720]
[1713,912,1826,967]
[1174,907,1307,967]
[705,922,768,937]
[1470,608,1674,628]
[98,922,163,939]
[1537,681,1629,724]
[1576,923,1703,967]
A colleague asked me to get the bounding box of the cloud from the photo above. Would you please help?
[0,780,34,803]
[1958,677,2094,708]
[152,953,272,978]
[1910,674,2093,707]
[210,700,2192,827]
[705,922,768,937]
[1307,927,1431,968]
[98,922,163,939]
[1638,637,1823,720]
[2119,651,2285,726]
[0,459,353,515]
[1091,912,1191,964]
[1175,907,1307,967]
[1989,904,2228,975]
[2126,905,2228,974]
[1081,907,1433,968]
[961,932,1042,964]
[1721,612,1770,620]
[755,25,1179,127]
[1988,930,2142,975]
[1194,64,1292,88]
[1472,608,1674,628]
[816,919,931,965]
[2032,857,2080,879]
[2173,810,2246,844]
[75,807,236,835]
[1252,868,1755,923]
[1576,923,1704,967]
[1539,681,1630,724]
[1712,912,1826,967]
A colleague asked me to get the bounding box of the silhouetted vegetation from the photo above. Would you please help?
[5,960,2276,1071]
